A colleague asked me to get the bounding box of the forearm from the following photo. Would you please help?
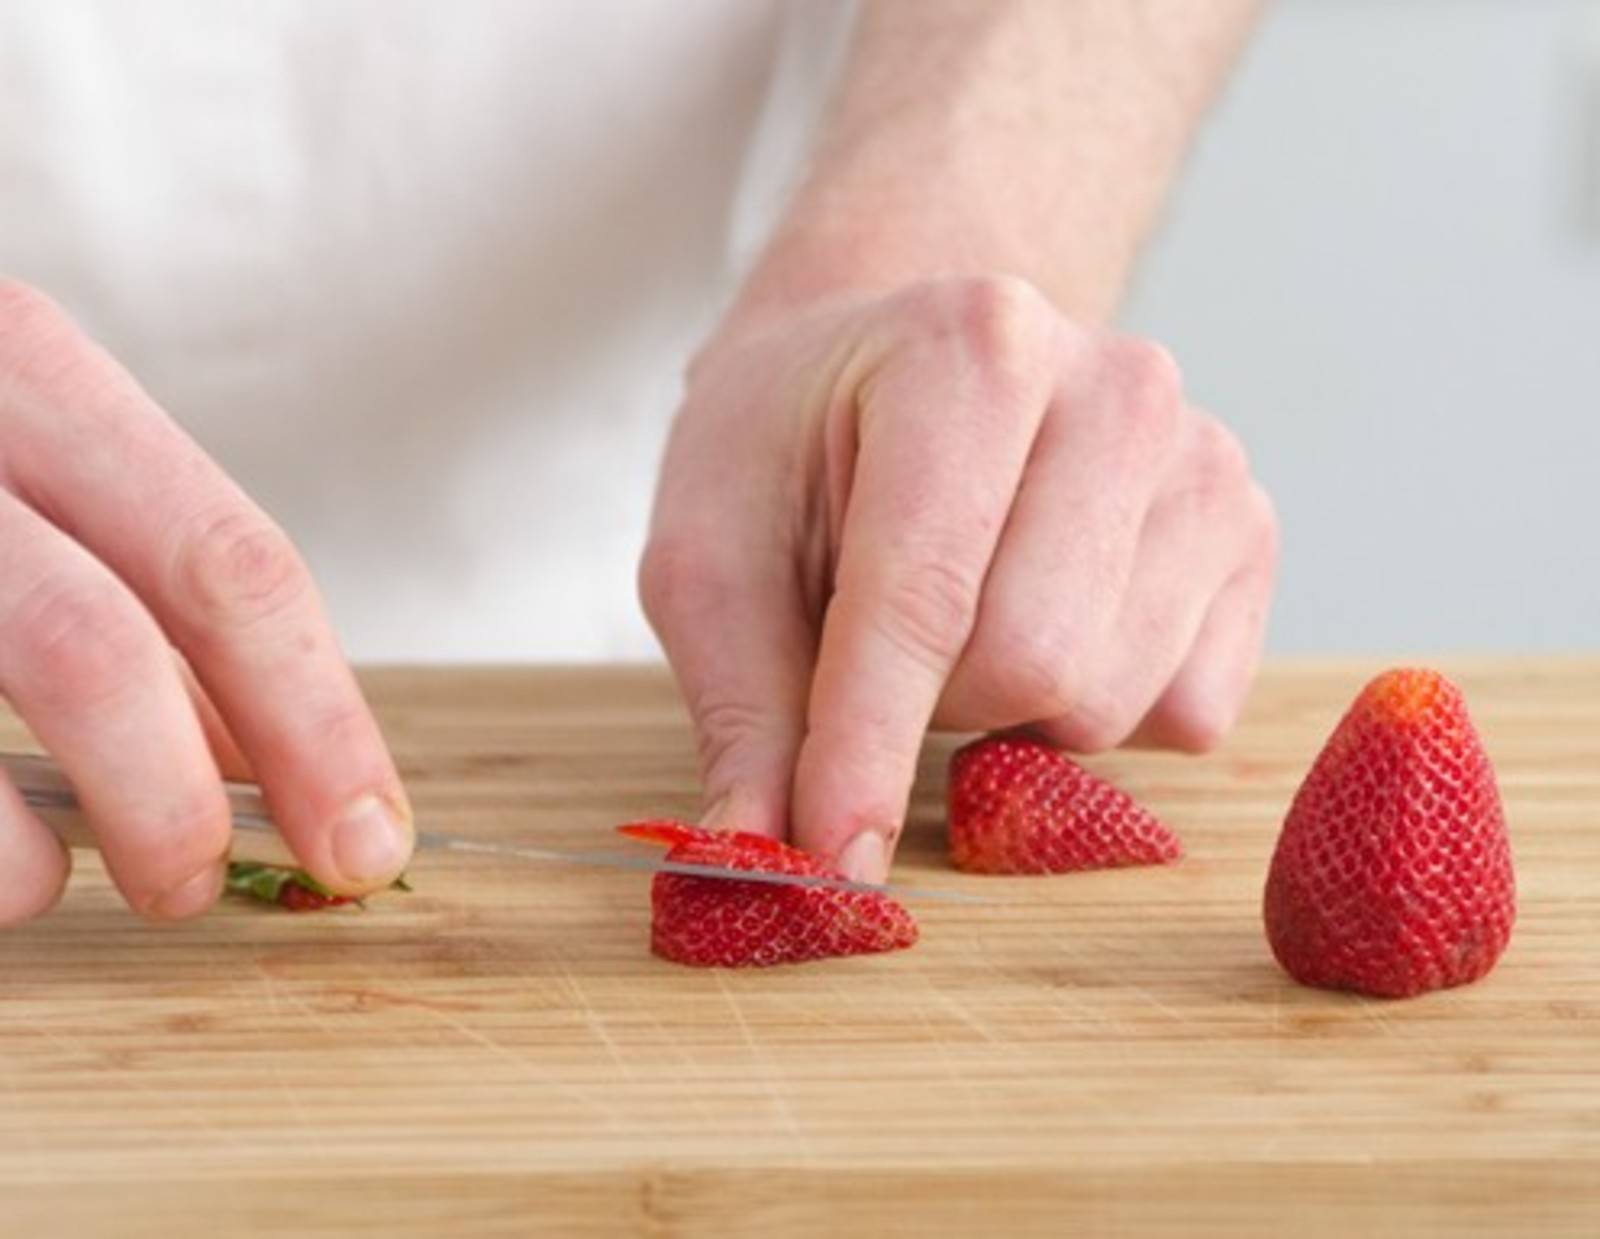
[731,0,1261,325]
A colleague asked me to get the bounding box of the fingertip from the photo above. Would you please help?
[790,730,907,876]
[91,777,236,921]
[323,792,414,894]
[0,811,72,928]
[835,830,892,884]
[143,861,225,922]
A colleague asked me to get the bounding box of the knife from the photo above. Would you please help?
[2,750,984,905]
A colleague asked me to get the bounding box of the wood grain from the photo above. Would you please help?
[1,661,1596,1236]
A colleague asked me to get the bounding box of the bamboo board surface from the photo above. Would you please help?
[2,661,1597,1236]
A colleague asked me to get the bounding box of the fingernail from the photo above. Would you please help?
[836,831,890,884]
[331,794,413,887]
[148,863,223,921]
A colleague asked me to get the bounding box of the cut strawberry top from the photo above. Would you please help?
[617,819,794,866]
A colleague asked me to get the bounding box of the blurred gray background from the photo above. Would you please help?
[1122,0,1600,654]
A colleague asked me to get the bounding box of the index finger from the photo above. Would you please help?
[790,281,1057,879]
[4,294,411,894]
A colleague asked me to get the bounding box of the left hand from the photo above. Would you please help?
[641,275,1278,882]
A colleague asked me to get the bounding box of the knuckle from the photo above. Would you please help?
[8,574,153,707]
[638,535,723,631]
[225,695,386,809]
[1109,335,1183,399]
[1104,336,1183,444]
[691,696,777,776]
[299,696,381,763]
[172,509,310,634]
[1249,482,1282,560]
[1124,336,1184,395]
[1156,687,1239,755]
[987,624,1085,719]
[1164,416,1253,521]
[1195,413,1251,488]
[920,274,1056,394]
[875,556,981,672]
[1051,689,1136,753]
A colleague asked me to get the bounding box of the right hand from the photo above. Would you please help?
[0,280,413,926]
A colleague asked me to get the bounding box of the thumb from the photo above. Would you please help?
[639,539,813,839]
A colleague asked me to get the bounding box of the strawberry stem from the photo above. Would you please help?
[224,861,410,911]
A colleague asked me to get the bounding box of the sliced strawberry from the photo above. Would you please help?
[617,821,917,967]
[615,820,702,849]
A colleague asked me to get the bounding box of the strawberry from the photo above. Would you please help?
[947,734,1183,874]
[224,862,410,912]
[616,821,917,967]
[1264,668,1515,998]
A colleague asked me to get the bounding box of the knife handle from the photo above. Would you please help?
[1,750,300,868]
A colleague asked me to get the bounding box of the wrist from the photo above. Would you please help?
[725,186,1129,334]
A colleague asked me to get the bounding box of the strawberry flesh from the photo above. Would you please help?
[276,882,356,912]
[617,821,918,968]
[947,735,1183,874]
[1264,668,1516,998]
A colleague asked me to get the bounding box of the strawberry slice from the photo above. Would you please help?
[947,734,1183,874]
[617,820,918,968]
[1265,668,1515,998]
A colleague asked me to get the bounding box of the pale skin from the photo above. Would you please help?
[0,0,1271,923]
[642,0,1276,881]
[0,278,416,925]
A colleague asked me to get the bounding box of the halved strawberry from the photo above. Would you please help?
[948,735,1183,874]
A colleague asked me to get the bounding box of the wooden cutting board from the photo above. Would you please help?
[1,661,1596,1236]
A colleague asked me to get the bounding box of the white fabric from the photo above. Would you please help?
[0,0,854,660]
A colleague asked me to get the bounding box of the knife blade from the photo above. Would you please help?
[3,750,985,905]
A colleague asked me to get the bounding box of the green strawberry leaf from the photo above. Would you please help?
[225,861,295,904]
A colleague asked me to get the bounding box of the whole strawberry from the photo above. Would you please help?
[617,821,917,967]
[947,734,1183,874]
[1265,668,1515,998]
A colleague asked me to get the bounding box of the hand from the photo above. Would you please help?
[642,275,1278,882]
[0,281,412,925]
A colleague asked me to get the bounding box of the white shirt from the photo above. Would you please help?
[0,0,854,660]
